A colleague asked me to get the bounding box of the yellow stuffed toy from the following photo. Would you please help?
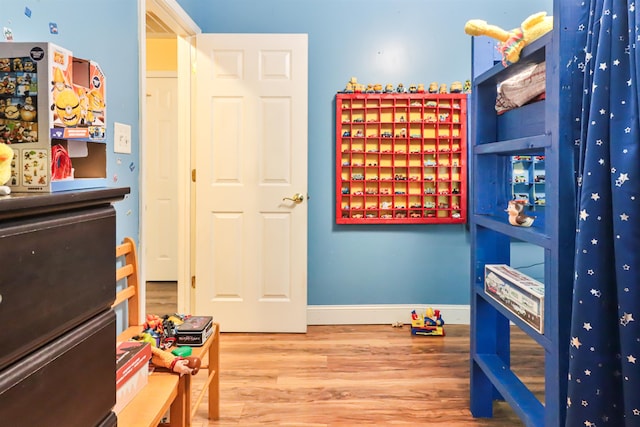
[0,142,14,195]
[464,12,553,66]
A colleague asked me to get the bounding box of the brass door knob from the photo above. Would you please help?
[282,193,305,204]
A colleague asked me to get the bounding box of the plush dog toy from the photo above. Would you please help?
[0,142,14,195]
[464,12,553,66]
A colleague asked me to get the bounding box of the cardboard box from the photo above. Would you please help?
[114,365,149,414]
[175,316,213,347]
[484,264,545,333]
[114,341,151,414]
[116,341,151,389]
[0,41,107,192]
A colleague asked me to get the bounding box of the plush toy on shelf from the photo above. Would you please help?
[506,199,535,227]
[464,11,553,66]
[0,142,14,195]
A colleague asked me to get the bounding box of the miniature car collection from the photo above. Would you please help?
[336,82,467,224]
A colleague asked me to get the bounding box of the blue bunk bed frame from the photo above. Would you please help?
[469,2,581,426]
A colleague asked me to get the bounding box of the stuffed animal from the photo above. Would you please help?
[0,142,14,195]
[506,200,535,227]
[464,12,553,66]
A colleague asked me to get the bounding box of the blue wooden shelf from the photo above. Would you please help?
[469,3,581,426]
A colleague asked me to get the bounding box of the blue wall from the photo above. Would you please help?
[177,0,551,305]
[2,0,140,245]
[2,0,550,308]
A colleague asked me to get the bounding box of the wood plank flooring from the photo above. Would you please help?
[146,282,544,426]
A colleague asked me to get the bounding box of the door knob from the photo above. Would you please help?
[282,193,304,204]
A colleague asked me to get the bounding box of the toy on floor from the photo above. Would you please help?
[464,12,553,66]
[0,142,14,195]
[506,199,535,227]
[411,308,445,336]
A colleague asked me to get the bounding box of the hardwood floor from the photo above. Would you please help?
[146,282,544,426]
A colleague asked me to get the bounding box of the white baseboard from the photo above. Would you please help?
[307,304,470,326]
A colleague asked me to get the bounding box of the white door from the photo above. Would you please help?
[194,34,308,333]
[144,74,179,281]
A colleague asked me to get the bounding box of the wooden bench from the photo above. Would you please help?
[113,237,220,426]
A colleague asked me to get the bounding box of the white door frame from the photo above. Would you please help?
[139,0,201,319]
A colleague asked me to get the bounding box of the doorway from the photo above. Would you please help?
[141,3,310,333]
[142,0,199,316]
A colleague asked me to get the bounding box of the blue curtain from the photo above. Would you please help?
[566,0,640,425]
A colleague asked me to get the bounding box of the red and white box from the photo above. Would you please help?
[114,341,151,414]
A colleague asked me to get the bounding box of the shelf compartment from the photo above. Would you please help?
[474,33,550,88]
[474,283,551,349]
[472,353,544,427]
[472,216,550,249]
[474,134,550,154]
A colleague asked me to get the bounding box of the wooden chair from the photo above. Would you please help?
[112,237,220,426]
[113,237,186,427]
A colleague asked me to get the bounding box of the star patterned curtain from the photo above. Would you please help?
[566,0,640,426]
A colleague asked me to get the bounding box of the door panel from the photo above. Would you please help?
[144,76,178,281]
[195,34,308,332]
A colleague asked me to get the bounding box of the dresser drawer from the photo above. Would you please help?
[0,207,115,369]
[0,310,116,426]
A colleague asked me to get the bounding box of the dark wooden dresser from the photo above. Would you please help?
[0,187,129,427]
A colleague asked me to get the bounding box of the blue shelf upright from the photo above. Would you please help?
[468,3,582,426]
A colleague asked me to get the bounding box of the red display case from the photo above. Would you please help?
[336,93,467,224]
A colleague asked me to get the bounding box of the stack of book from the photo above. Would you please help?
[114,340,151,414]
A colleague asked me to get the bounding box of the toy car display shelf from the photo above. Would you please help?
[511,155,545,208]
[336,93,467,224]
